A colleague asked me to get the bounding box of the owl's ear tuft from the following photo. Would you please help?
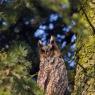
[50,36,58,49]
[50,36,55,44]
[38,40,43,48]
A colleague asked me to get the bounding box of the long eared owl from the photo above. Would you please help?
[37,36,68,95]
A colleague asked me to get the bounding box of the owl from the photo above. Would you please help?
[37,36,68,95]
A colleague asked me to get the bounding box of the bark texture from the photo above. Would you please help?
[72,36,95,95]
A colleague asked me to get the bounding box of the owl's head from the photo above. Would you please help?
[38,36,61,61]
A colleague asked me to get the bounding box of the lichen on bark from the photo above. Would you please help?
[72,35,95,95]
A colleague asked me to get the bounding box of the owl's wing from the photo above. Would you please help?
[37,67,49,91]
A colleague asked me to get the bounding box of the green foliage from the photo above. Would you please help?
[0,42,44,95]
[41,0,70,12]
[0,0,38,30]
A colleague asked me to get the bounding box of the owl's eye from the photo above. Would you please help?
[49,47,53,51]
[49,45,54,51]
[41,48,45,53]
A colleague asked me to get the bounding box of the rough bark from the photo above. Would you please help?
[72,35,95,95]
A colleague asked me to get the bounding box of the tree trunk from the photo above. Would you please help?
[72,35,95,95]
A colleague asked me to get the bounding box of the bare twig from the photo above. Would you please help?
[79,0,95,34]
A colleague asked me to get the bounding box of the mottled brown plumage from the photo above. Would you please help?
[37,36,68,95]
